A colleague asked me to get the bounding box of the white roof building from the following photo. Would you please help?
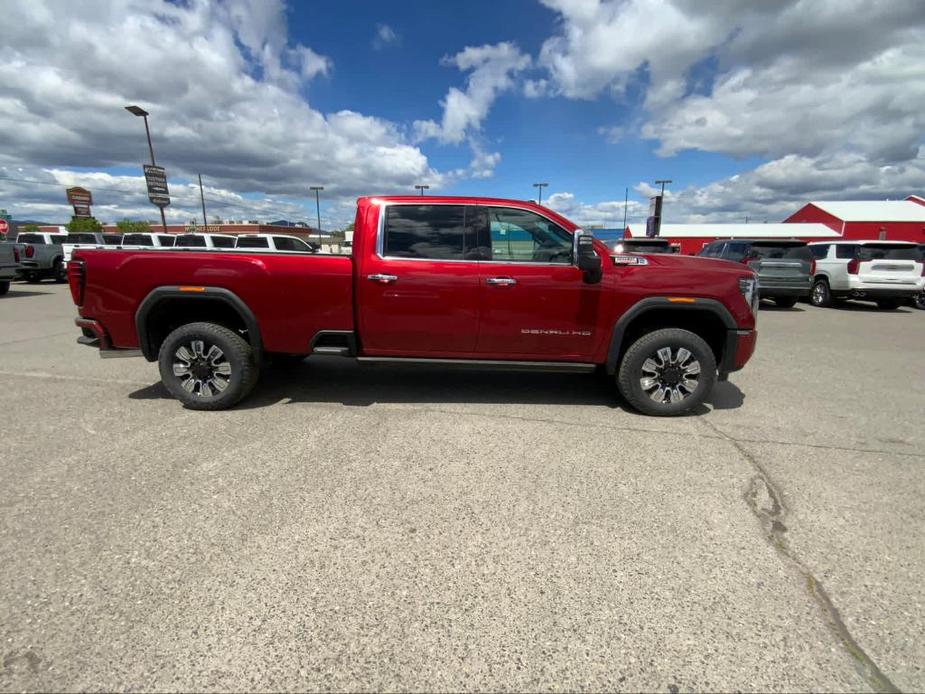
[803,200,925,222]
[625,223,840,239]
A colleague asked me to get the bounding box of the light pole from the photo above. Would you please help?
[198,174,208,227]
[655,179,672,197]
[533,182,548,205]
[415,184,429,196]
[125,105,168,233]
[310,186,324,245]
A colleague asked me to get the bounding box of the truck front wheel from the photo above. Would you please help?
[158,322,259,410]
[617,328,717,416]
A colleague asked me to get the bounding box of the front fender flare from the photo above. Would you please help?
[605,297,737,374]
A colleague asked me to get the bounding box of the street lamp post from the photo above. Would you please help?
[532,182,548,205]
[415,184,429,196]
[310,186,324,246]
[125,105,168,233]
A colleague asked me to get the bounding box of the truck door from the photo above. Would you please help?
[472,205,602,360]
[357,203,481,356]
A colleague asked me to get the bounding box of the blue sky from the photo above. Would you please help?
[1,0,923,227]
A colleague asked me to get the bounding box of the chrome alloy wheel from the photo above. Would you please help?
[639,346,701,404]
[811,282,827,305]
[172,340,232,397]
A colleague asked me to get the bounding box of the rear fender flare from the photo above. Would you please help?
[605,297,737,374]
[135,286,263,362]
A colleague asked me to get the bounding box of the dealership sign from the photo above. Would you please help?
[143,165,170,207]
[66,187,93,218]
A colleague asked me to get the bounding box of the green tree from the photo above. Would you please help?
[115,219,152,233]
[20,224,41,234]
[66,217,103,233]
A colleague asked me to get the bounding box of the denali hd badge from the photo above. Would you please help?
[521,329,592,336]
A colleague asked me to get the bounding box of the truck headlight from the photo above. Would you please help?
[739,276,759,315]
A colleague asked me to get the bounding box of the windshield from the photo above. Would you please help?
[857,244,919,261]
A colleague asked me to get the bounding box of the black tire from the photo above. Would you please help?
[52,258,67,283]
[774,296,798,308]
[0,280,9,295]
[810,278,831,307]
[915,291,925,311]
[876,298,900,310]
[24,271,40,284]
[157,322,259,410]
[617,328,717,417]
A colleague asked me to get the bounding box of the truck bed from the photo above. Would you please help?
[74,248,354,354]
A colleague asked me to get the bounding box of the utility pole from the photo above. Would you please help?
[622,186,628,230]
[310,186,324,245]
[125,105,168,233]
[415,184,429,196]
[198,174,208,227]
[533,182,548,205]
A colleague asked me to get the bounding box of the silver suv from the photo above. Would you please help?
[807,241,924,309]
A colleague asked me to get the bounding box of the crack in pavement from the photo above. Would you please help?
[699,417,900,693]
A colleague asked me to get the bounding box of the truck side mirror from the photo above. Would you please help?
[574,231,602,284]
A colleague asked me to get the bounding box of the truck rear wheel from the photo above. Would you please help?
[876,298,900,310]
[157,322,259,410]
[0,281,9,295]
[617,328,717,417]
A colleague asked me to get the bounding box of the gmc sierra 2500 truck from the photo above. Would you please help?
[69,196,758,416]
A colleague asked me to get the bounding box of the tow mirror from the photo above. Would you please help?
[574,230,602,284]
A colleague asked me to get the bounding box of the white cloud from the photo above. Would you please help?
[540,0,925,166]
[372,24,400,50]
[0,0,442,213]
[0,166,310,225]
[545,191,648,228]
[414,42,530,145]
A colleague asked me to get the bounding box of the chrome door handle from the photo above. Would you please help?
[367,273,398,284]
[486,277,516,286]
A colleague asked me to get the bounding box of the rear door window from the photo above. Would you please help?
[122,234,154,246]
[67,233,97,244]
[211,235,235,248]
[174,235,207,247]
[273,236,311,252]
[809,245,830,260]
[236,237,269,248]
[157,235,176,247]
[835,244,858,259]
[103,234,122,245]
[384,205,467,260]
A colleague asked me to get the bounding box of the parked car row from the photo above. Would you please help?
[690,238,924,311]
[9,231,322,282]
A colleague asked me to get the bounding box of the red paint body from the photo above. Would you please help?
[72,196,757,369]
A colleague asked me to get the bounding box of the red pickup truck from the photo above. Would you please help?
[69,196,758,416]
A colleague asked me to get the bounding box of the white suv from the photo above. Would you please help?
[807,241,924,309]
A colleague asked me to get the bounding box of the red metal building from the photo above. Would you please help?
[784,196,925,243]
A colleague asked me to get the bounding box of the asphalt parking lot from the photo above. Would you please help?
[1,282,923,692]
